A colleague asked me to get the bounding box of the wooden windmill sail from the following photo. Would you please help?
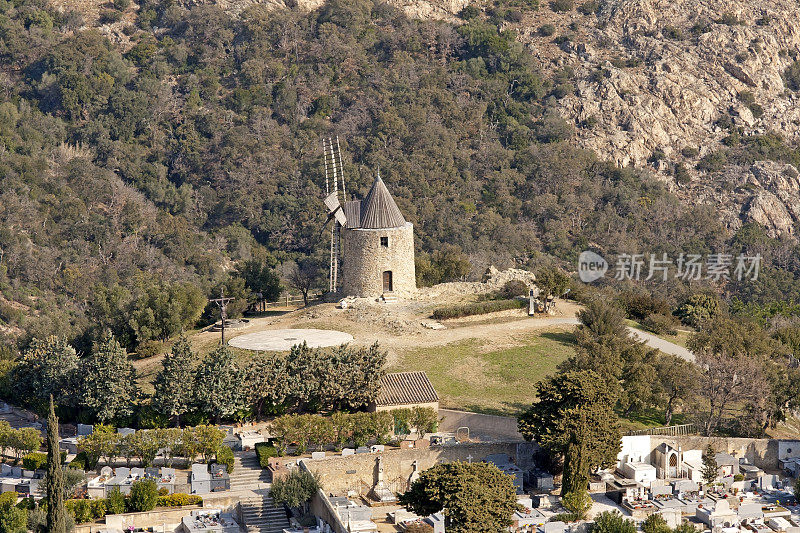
[322,136,347,293]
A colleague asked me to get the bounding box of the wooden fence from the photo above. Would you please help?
[626,423,698,437]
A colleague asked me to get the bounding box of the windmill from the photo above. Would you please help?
[322,136,347,293]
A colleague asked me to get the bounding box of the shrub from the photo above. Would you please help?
[696,150,728,173]
[66,499,93,524]
[0,491,18,509]
[500,280,529,299]
[114,0,131,9]
[641,513,671,533]
[715,13,743,25]
[562,490,592,520]
[99,9,123,24]
[106,488,126,515]
[734,473,745,481]
[592,511,636,533]
[681,146,699,158]
[662,25,684,40]
[270,470,321,508]
[539,24,556,36]
[577,0,598,14]
[90,499,107,520]
[156,493,203,507]
[675,293,721,327]
[432,298,526,320]
[784,61,800,91]
[128,479,159,512]
[642,314,678,336]
[255,442,279,467]
[22,452,47,471]
[135,340,164,359]
[215,445,234,473]
[158,487,169,497]
[550,0,574,12]
[70,451,90,471]
[674,163,691,184]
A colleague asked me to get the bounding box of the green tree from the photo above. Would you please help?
[13,337,79,411]
[270,469,320,511]
[80,333,138,423]
[641,514,671,533]
[592,511,636,533]
[194,346,244,423]
[675,293,721,328]
[236,258,282,302]
[535,265,570,299]
[10,428,43,461]
[128,479,158,512]
[152,335,196,426]
[518,370,620,495]
[46,397,68,533]
[701,445,717,484]
[399,461,520,532]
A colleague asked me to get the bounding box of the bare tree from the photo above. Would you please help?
[288,259,322,306]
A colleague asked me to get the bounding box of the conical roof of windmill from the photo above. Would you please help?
[359,175,406,229]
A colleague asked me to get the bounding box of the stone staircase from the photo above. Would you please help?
[231,452,270,491]
[381,292,398,304]
[240,493,290,533]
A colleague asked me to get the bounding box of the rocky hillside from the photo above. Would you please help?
[519,0,800,237]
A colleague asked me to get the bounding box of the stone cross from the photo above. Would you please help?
[466,454,473,464]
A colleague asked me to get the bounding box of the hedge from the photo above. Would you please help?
[215,445,234,473]
[156,493,203,507]
[255,442,278,468]
[432,298,526,320]
[22,452,47,471]
[65,493,202,524]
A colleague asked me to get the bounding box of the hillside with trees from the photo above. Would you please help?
[0,0,799,381]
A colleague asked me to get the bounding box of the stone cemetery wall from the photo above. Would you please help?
[301,441,537,495]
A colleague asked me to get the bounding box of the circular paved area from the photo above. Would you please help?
[228,328,354,351]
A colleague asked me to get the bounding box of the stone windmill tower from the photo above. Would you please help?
[321,140,415,298]
[340,172,416,298]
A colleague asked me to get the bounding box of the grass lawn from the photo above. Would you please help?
[389,328,576,417]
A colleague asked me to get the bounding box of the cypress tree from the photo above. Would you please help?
[46,396,68,533]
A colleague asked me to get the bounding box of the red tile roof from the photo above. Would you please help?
[376,371,439,406]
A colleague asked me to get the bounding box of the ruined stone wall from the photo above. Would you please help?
[300,441,538,495]
[341,222,416,297]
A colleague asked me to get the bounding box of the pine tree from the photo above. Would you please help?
[46,396,68,533]
[80,332,138,423]
[152,335,196,426]
[400,461,521,532]
[14,336,79,410]
[194,346,244,423]
[701,445,718,484]
[518,370,621,496]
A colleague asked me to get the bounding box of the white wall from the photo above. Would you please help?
[618,436,652,467]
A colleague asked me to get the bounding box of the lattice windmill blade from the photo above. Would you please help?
[324,191,347,226]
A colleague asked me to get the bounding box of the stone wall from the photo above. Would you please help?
[438,409,525,442]
[645,436,800,472]
[341,222,416,297]
[301,441,538,495]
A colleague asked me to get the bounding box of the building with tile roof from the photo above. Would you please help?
[369,371,439,412]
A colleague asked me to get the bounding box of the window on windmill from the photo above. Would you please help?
[380,236,389,247]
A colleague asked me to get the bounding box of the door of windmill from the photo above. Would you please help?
[382,271,393,292]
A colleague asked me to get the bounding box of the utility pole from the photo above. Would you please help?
[209,288,235,346]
